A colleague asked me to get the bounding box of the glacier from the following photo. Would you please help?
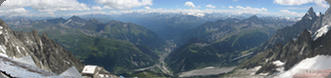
[275,55,331,78]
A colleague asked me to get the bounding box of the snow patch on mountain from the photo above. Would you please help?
[64,19,72,24]
[0,55,83,78]
[0,45,7,57]
[59,66,81,77]
[273,60,285,72]
[0,56,54,78]
[273,60,285,67]
[13,56,37,67]
[274,55,331,78]
[313,25,331,40]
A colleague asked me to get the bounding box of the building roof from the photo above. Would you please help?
[82,65,98,74]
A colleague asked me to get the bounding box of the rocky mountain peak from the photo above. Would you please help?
[241,15,263,24]
[0,18,83,75]
[68,16,85,21]
[308,7,315,15]
[303,7,317,20]
[248,15,258,20]
[65,16,87,27]
[46,18,66,24]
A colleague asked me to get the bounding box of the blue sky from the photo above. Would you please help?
[0,0,329,17]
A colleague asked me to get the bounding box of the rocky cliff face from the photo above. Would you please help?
[262,7,317,50]
[236,1,331,77]
[0,19,83,74]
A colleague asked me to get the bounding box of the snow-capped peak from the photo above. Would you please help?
[313,25,331,40]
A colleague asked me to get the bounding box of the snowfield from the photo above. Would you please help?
[313,25,331,40]
[274,55,331,78]
[0,56,53,78]
[0,56,81,78]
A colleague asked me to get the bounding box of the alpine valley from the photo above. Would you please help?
[2,0,331,78]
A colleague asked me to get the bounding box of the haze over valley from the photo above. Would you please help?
[1,0,331,78]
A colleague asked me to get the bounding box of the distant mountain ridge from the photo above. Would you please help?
[262,7,318,50]
[165,15,294,74]
[6,16,162,74]
[227,4,331,78]
[3,14,297,77]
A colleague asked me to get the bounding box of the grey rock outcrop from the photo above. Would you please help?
[241,0,331,75]
[0,0,5,6]
[0,19,83,74]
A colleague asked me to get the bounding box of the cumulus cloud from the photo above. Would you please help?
[2,0,89,12]
[73,5,270,17]
[0,8,28,16]
[232,6,268,14]
[91,6,102,10]
[229,6,234,9]
[206,4,216,9]
[185,1,196,8]
[145,6,151,10]
[274,0,329,8]
[280,9,304,16]
[95,0,152,9]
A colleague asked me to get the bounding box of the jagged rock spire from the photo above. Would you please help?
[307,7,317,17]
[308,7,315,15]
[302,7,317,21]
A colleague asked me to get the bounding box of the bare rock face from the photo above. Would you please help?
[241,1,331,76]
[0,19,83,74]
[0,0,5,6]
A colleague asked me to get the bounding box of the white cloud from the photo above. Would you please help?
[2,0,89,12]
[206,4,216,9]
[74,5,270,17]
[280,9,305,16]
[0,8,28,16]
[274,0,329,8]
[233,6,268,14]
[92,6,103,10]
[95,0,152,9]
[229,6,234,9]
[145,6,151,9]
[185,1,196,8]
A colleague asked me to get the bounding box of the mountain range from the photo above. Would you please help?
[165,15,294,74]
[223,4,331,78]
[5,16,163,74]
[3,9,320,78]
